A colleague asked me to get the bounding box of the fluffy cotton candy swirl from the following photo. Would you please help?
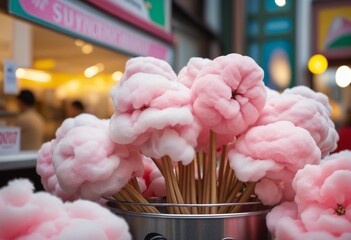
[191,53,266,137]
[267,152,351,239]
[257,93,338,157]
[292,153,351,234]
[55,113,100,143]
[53,119,143,200]
[283,85,332,116]
[228,121,321,205]
[177,57,211,88]
[140,157,166,198]
[36,141,78,201]
[0,179,131,240]
[109,71,200,164]
[119,56,176,84]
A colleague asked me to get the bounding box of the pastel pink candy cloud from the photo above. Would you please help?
[119,56,177,85]
[177,57,211,88]
[53,120,143,200]
[109,72,200,164]
[55,113,101,143]
[283,85,332,116]
[0,179,131,240]
[228,121,321,205]
[257,93,338,157]
[292,154,351,235]
[191,53,266,136]
[267,151,351,239]
[137,157,165,198]
[36,141,78,201]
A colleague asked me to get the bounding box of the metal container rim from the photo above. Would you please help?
[103,196,264,207]
[108,207,270,219]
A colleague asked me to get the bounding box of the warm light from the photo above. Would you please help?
[308,54,328,74]
[16,68,51,82]
[34,59,55,70]
[335,65,351,88]
[112,71,123,81]
[81,44,93,54]
[269,50,291,88]
[84,63,104,78]
[75,39,85,47]
[275,0,286,7]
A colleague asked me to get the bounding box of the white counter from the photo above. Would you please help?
[0,151,37,171]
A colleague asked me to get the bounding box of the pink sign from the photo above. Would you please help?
[19,0,172,61]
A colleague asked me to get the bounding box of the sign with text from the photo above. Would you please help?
[0,127,21,153]
[9,0,173,62]
[3,60,18,94]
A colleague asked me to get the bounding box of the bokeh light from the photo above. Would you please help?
[308,54,328,74]
[335,65,351,88]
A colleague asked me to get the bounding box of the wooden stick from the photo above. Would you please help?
[222,167,236,202]
[130,177,140,193]
[189,161,198,214]
[162,157,180,214]
[218,145,228,203]
[209,130,218,214]
[112,192,134,212]
[202,152,210,214]
[230,182,256,213]
[164,156,190,214]
[123,183,160,213]
[196,151,204,213]
[218,180,244,213]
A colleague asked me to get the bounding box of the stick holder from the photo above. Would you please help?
[105,198,271,240]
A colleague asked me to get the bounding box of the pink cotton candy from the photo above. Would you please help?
[292,156,351,235]
[191,53,266,140]
[109,71,200,164]
[283,85,332,116]
[36,141,78,201]
[0,179,131,240]
[119,56,176,84]
[268,153,351,239]
[228,121,321,204]
[53,119,143,200]
[177,57,211,88]
[55,113,101,142]
[257,93,338,157]
[265,86,280,100]
[268,202,351,240]
[266,201,298,235]
[137,157,166,198]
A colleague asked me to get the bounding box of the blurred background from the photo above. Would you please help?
[0,0,350,141]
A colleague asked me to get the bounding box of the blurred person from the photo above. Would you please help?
[15,89,45,150]
[67,100,85,117]
[334,108,351,152]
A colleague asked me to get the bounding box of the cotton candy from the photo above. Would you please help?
[109,71,200,164]
[54,113,101,143]
[53,118,143,200]
[228,121,321,204]
[265,86,280,100]
[138,157,166,198]
[283,85,332,116]
[267,152,351,239]
[191,53,266,144]
[0,179,131,240]
[119,56,177,84]
[36,141,78,201]
[257,93,338,157]
[177,57,211,88]
[292,156,351,235]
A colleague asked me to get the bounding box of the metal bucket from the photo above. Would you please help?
[106,199,271,240]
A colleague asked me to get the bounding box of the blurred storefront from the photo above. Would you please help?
[0,0,174,142]
[0,0,176,189]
